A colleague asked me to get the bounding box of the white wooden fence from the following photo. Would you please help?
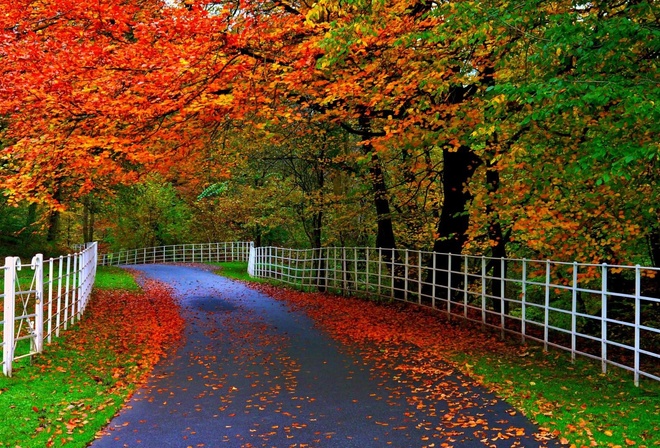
[1,242,98,376]
[99,241,251,266]
[248,245,660,385]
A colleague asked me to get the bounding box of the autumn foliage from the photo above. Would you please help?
[1,0,658,268]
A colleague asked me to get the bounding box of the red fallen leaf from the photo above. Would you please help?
[625,439,637,446]
[32,406,39,413]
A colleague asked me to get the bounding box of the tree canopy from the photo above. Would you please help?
[1,0,658,267]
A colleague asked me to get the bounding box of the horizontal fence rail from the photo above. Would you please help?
[248,246,660,385]
[1,242,98,376]
[99,242,251,266]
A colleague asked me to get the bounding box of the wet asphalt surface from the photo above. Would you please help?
[89,264,559,447]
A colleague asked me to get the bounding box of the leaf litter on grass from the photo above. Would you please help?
[0,278,185,447]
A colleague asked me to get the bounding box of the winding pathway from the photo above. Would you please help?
[90,265,558,447]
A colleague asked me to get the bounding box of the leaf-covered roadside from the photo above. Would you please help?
[253,283,660,448]
[0,279,185,447]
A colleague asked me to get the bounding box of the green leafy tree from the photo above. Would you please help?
[107,177,193,250]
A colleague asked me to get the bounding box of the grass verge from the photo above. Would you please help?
[93,265,141,291]
[214,261,660,448]
[454,343,660,447]
[0,268,183,447]
[208,261,270,283]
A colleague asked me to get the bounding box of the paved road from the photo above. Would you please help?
[90,265,558,447]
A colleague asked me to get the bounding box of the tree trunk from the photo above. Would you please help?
[20,202,38,244]
[46,189,62,243]
[46,210,60,242]
[650,228,660,269]
[254,223,262,247]
[358,116,405,297]
[430,145,481,299]
[486,156,508,314]
[82,197,96,243]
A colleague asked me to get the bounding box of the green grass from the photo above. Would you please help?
[0,336,133,447]
[453,346,660,446]
[1,264,138,292]
[93,265,140,291]
[0,266,144,447]
[208,261,270,283]
[218,261,660,447]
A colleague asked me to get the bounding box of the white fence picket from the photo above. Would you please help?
[1,243,98,376]
[98,241,251,266]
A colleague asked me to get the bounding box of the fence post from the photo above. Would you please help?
[353,247,359,293]
[32,254,44,354]
[463,256,468,318]
[500,257,506,338]
[544,260,550,351]
[342,247,347,295]
[79,249,87,314]
[391,248,395,300]
[602,263,608,374]
[315,248,320,288]
[248,243,255,277]
[521,259,527,343]
[47,259,54,344]
[295,249,300,284]
[63,255,71,330]
[3,257,18,376]
[365,248,370,294]
[481,256,487,324]
[70,254,78,326]
[447,254,452,317]
[571,262,578,361]
[431,252,436,310]
[634,265,641,386]
[417,251,422,305]
[378,248,382,297]
[77,252,84,319]
[56,256,63,337]
[404,249,409,301]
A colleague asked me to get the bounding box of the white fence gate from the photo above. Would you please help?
[248,245,660,385]
[1,242,98,376]
[99,241,251,266]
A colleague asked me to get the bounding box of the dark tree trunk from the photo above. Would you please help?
[20,202,38,245]
[46,210,60,242]
[46,189,62,242]
[312,210,327,292]
[365,144,396,251]
[254,223,262,247]
[486,157,508,314]
[82,197,95,243]
[650,228,660,269]
[82,203,88,243]
[313,160,325,250]
[430,146,481,298]
[357,117,397,253]
[358,116,405,297]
